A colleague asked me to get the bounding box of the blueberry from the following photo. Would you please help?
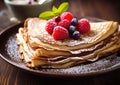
[68,25,76,34]
[72,31,80,40]
[71,18,78,26]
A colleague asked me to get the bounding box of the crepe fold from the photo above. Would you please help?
[16,18,120,68]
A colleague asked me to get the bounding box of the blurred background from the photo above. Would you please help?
[0,0,120,31]
[54,0,120,22]
[0,0,120,21]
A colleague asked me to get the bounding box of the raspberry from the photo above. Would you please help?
[61,12,73,22]
[52,26,69,40]
[77,18,90,34]
[58,19,70,28]
[54,16,61,23]
[45,20,57,35]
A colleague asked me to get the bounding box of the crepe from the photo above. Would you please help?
[16,18,120,68]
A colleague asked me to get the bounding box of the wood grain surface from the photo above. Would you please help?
[0,0,120,85]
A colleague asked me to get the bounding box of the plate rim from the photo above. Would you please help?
[0,17,120,77]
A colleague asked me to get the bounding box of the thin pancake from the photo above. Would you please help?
[24,18,118,51]
[16,18,120,68]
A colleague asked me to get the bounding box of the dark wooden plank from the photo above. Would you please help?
[0,0,120,85]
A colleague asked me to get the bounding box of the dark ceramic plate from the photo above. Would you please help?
[0,17,120,77]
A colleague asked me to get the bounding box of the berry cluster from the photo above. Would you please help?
[45,12,90,40]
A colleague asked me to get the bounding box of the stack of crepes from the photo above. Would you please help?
[16,18,120,68]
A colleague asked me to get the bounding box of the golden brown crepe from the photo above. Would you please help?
[16,18,120,68]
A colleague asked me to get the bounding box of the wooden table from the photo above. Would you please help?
[0,0,120,85]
